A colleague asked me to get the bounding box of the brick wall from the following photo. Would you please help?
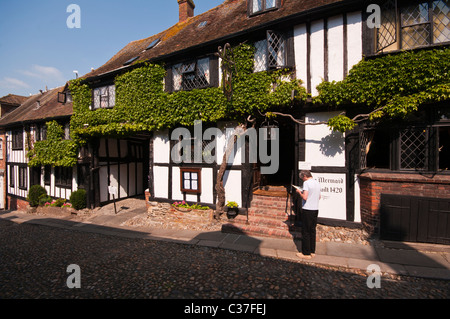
[0,131,5,210]
[178,0,195,23]
[359,172,450,235]
[7,196,29,211]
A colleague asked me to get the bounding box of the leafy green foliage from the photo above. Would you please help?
[27,184,48,207]
[66,43,306,158]
[315,47,450,132]
[27,121,78,167]
[70,189,87,210]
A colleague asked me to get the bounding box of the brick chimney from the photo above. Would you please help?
[178,0,195,23]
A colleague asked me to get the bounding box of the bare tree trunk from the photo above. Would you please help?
[215,125,245,218]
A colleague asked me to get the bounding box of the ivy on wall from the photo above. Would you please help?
[69,43,306,143]
[27,121,78,167]
[29,44,450,166]
[315,47,450,132]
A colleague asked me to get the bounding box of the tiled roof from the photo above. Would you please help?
[0,87,73,127]
[83,0,346,79]
[0,94,29,106]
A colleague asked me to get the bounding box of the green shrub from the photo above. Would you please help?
[27,185,48,207]
[39,195,52,207]
[70,189,87,210]
[53,198,66,207]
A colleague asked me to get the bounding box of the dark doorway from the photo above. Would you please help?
[260,119,296,187]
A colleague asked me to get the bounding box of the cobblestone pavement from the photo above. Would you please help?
[0,219,447,300]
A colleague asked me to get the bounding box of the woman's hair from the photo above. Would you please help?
[299,170,313,179]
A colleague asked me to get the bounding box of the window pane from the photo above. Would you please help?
[108,85,116,107]
[377,0,397,51]
[196,57,210,86]
[267,31,285,68]
[402,24,432,49]
[401,3,429,27]
[173,63,182,91]
[438,126,450,170]
[254,39,268,72]
[400,128,428,170]
[253,0,262,13]
[93,88,101,109]
[432,0,450,43]
[181,62,196,74]
[266,0,276,9]
[100,87,109,108]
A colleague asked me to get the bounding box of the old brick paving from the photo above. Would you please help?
[0,218,448,299]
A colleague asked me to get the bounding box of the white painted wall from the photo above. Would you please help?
[305,111,345,167]
[346,11,363,74]
[153,166,169,198]
[310,19,325,97]
[327,15,344,82]
[294,23,308,87]
[223,169,242,208]
[153,130,170,164]
[293,12,363,95]
[200,167,214,204]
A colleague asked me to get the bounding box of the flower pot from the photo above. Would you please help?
[226,207,239,219]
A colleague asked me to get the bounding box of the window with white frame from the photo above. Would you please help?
[249,0,278,15]
[172,57,210,91]
[254,31,287,72]
[92,85,115,109]
[180,167,201,194]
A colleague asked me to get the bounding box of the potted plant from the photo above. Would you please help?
[225,201,239,219]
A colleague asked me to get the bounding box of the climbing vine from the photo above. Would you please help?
[68,42,306,145]
[30,44,450,166]
[314,47,450,132]
[27,120,78,167]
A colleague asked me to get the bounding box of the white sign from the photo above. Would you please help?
[108,186,118,197]
[298,161,312,170]
[313,172,346,220]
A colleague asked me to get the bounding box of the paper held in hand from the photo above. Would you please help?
[292,184,303,192]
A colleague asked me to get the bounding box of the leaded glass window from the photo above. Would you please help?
[432,0,450,43]
[377,0,397,51]
[376,0,450,52]
[400,0,450,50]
[93,85,115,109]
[172,57,210,91]
[254,31,286,72]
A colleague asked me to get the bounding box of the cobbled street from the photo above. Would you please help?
[0,219,448,300]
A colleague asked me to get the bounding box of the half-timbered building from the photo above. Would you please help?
[0,87,75,210]
[14,0,448,244]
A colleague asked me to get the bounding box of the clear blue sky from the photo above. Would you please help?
[0,0,224,98]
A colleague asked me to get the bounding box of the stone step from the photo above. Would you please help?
[250,195,294,210]
[222,222,302,239]
[248,207,295,219]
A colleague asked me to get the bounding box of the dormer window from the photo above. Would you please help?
[58,89,72,104]
[249,0,279,16]
[92,85,115,109]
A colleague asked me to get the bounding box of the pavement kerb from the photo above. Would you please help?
[1,211,449,281]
